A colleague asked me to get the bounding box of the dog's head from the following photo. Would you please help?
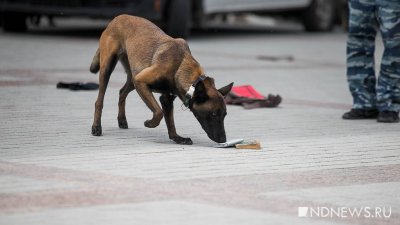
[189,78,233,143]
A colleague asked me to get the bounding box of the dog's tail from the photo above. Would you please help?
[90,48,100,74]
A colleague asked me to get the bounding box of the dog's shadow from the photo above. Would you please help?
[102,126,215,148]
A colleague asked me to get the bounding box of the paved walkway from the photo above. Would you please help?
[0,26,399,225]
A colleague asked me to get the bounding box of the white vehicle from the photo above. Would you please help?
[0,0,344,37]
[200,0,342,32]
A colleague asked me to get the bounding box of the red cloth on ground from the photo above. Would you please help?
[225,85,282,109]
[230,85,265,100]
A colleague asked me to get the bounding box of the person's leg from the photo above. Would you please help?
[343,0,379,119]
[376,0,400,122]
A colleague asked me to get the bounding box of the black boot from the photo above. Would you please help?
[377,111,399,123]
[342,109,379,119]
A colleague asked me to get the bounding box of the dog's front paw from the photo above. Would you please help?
[118,117,128,129]
[172,136,193,145]
[92,125,102,136]
[144,119,160,128]
[144,112,163,128]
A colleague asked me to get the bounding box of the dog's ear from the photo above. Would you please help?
[218,82,234,97]
[193,80,209,103]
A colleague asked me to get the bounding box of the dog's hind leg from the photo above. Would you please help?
[92,37,119,136]
[160,94,193,145]
[118,54,135,129]
[90,48,100,74]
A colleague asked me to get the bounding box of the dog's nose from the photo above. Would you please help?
[206,128,227,143]
[213,134,226,143]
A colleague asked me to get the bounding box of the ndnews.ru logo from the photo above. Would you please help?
[298,207,391,218]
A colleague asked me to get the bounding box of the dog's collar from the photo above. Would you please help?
[183,74,207,108]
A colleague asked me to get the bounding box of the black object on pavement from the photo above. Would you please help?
[57,82,99,91]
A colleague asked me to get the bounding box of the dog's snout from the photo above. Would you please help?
[209,132,226,143]
[218,136,227,143]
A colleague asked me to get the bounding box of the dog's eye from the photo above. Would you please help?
[212,112,217,117]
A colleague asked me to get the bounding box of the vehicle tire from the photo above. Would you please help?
[2,12,27,32]
[166,0,191,38]
[302,0,336,32]
[340,0,349,31]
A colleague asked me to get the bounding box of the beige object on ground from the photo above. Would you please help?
[214,139,261,150]
[235,140,261,150]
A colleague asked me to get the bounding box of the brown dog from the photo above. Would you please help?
[90,15,233,144]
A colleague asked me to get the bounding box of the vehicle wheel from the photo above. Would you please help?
[302,0,336,32]
[166,0,191,38]
[2,12,27,32]
[340,0,349,31]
